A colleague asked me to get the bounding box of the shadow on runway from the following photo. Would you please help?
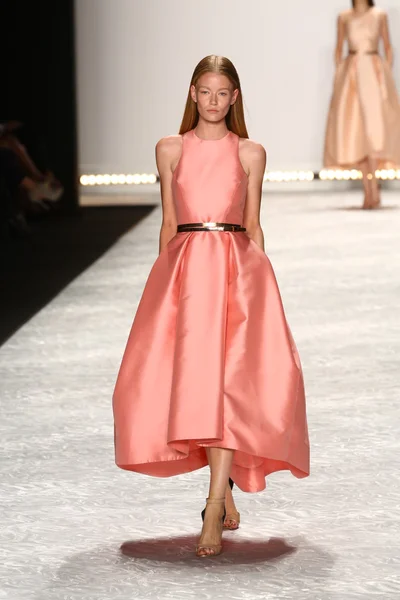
[32,535,335,598]
[120,534,297,565]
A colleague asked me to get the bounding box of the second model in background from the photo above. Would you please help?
[324,0,400,209]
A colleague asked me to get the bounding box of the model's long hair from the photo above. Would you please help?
[179,55,249,139]
[351,0,375,7]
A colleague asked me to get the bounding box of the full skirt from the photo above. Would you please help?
[113,232,310,492]
[324,55,400,169]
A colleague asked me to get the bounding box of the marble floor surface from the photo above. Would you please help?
[1,191,400,600]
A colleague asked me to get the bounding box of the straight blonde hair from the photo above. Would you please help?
[179,55,249,139]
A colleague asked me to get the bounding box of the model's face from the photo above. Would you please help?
[191,73,238,122]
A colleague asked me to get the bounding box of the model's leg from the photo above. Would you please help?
[206,447,234,498]
[367,157,381,208]
[197,447,234,556]
[225,480,236,512]
[360,158,372,209]
[201,473,238,527]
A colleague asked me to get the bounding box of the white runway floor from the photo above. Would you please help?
[1,190,400,600]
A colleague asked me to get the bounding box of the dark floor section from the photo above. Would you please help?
[0,206,155,345]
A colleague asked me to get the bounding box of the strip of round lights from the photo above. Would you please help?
[319,169,362,180]
[80,169,400,186]
[80,173,158,186]
[263,171,314,182]
[319,168,400,180]
[375,169,400,180]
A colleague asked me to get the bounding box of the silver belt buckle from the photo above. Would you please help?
[203,221,221,231]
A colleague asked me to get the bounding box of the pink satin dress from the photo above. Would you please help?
[113,129,310,492]
[324,7,400,168]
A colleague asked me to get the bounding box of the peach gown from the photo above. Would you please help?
[324,7,400,169]
[113,129,310,493]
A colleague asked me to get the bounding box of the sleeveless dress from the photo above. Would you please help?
[112,129,310,493]
[324,7,400,169]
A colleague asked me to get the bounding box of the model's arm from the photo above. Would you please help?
[155,137,180,254]
[335,14,346,67]
[381,12,393,68]
[241,141,267,252]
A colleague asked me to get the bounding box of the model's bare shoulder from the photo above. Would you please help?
[156,135,182,155]
[155,135,182,173]
[238,138,266,179]
[339,9,351,22]
[239,138,267,161]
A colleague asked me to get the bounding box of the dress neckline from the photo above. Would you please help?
[351,7,375,18]
[192,129,231,142]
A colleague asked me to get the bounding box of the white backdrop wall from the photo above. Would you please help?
[75,0,400,175]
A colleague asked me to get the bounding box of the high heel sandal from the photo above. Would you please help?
[223,510,241,530]
[200,477,234,523]
[201,503,240,530]
[196,497,225,558]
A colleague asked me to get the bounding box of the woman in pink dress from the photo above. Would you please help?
[324,0,400,209]
[113,55,310,557]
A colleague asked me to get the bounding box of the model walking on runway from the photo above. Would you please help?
[113,55,309,557]
[324,0,400,209]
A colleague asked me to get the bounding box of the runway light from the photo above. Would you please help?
[263,170,314,182]
[79,173,159,186]
[375,169,399,180]
[319,168,364,180]
[80,166,400,186]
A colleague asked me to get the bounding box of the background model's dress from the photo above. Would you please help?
[324,7,400,169]
[113,130,310,493]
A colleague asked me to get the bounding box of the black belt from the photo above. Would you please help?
[177,222,246,232]
[349,50,378,55]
